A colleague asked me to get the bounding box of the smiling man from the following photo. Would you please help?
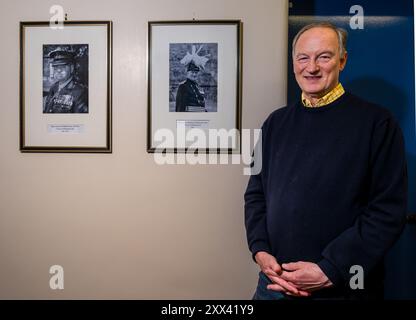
[294,25,347,106]
[244,22,408,300]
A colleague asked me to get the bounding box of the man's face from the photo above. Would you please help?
[186,70,199,82]
[53,63,74,83]
[293,27,347,102]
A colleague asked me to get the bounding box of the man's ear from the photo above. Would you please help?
[339,52,348,71]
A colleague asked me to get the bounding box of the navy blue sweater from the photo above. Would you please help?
[244,92,407,298]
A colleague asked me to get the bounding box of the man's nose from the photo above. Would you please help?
[306,60,319,73]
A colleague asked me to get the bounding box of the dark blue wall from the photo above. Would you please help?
[288,0,416,299]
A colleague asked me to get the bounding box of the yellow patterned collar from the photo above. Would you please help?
[302,83,345,108]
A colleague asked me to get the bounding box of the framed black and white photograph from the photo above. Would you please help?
[20,21,112,152]
[147,20,242,153]
[170,42,218,113]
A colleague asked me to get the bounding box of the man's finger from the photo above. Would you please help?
[286,290,311,297]
[282,262,303,271]
[269,276,299,294]
[297,290,312,297]
[267,279,312,297]
[266,283,285,292]
[263,262,282,275]
[264,268,280,277]
[280,271,297,283]
[264,270,279,278]
[272,264,282,275]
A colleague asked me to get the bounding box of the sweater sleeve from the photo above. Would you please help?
[244,123,272,261]
[318,116,408,286]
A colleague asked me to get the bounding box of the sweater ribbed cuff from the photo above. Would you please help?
[317,259,344,287]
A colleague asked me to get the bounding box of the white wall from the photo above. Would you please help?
[0,0,288,299]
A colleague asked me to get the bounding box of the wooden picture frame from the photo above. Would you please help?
[20,21,112,153]
[147,20,243,153]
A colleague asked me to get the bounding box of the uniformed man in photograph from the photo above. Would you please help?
[175,61,206,112]
[43,49,88,113]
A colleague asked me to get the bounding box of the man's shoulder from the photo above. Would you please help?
[67,80,87,90]
[344,92,394,123]
[263,104,292,127]
[270,104,291,116]
[254,105,293,139]
[178,80,192,90]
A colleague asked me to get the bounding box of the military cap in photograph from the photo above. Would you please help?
[49,48,75,66]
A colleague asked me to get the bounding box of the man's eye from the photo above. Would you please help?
[319,56,330,60]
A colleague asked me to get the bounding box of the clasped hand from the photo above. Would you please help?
[255,251,333,297]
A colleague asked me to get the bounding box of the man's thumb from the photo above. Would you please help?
[272,263,282,275]
[282,262,302,271]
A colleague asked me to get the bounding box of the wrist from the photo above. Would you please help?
[254,251,269,263]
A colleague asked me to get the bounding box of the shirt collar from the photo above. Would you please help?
[302,83,345,108]
[58,77,73,91]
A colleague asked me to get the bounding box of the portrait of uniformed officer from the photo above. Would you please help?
[175,60,206,112]
[43,48,88,113]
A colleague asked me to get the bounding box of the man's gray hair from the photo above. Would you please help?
[292,22,348,57]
